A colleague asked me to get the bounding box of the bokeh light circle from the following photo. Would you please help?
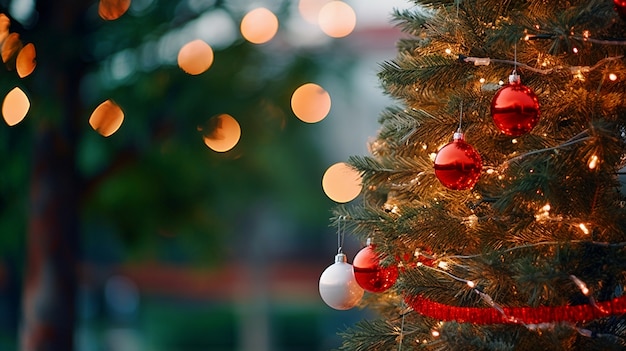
[202,114,241,152]
[318,1,356,38]
[89,99,124,137]
[291,83,331,123]
[240,8,279,44]
[16,43,36,78]
[2,87,29,126]
[177,39,214,75]
[298,0,329,24]
[322,162,362,203]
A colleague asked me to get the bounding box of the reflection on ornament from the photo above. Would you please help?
[491,73,540,136]
[353,239,398,293]
[319,253,363,310]
[434,132,482,190]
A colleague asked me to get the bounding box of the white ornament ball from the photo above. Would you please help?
[319,253,364,310]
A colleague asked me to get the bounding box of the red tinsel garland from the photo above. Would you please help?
[405,294,626,324]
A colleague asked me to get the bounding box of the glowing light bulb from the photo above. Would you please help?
[445,48,452,54]
[479,78,485,84]
[578,223,590,235]
[466,281,475,288]
[573,47,579,54]
[609,73,618,81]
[588,154,598,170]
[570,275,590,296]
[431,330,440,337]
[437,261,448,270]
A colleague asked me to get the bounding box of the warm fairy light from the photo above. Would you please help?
[431,330,440,337]
[241,8,279,44]
[291,83,331,123]
[588,154,598,170]
[422,144,428,150]
[573,47,579,54]
[535,203,551,221]
[498,80,504,85]
[574,69,585,81]
[318,1,356,38]
[570,275,590,296]
[445,48,452,54]
[429,152,437,161]
[486,169,495,174]
[2,86,29,126]
[609,73,618,81]
[582,30,590,39]
[202,114,241,152]
[578,223,590,235]
[89,99,124,137]
[466,281,475,288]
[511,139,518,144]
[465,214,478,227]
[322,162,363,203]
[524,34,530,40]
[437,261,448,270]
[177,40,214,75]
[479,78,485,84]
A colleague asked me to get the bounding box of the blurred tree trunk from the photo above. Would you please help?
[19,2,86,350]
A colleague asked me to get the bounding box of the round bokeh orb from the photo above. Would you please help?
[318,1,356,38]
[240,7,279,44]
[202,114,241,152]
[291,83,331,123]
[322,162,362,203]
[177,39,214,75]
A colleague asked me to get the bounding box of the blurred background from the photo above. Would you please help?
[0,0,408,350]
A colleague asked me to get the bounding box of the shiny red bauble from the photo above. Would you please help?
[434,132,482,190]
[353,242,398,293]
[491,74,540,136]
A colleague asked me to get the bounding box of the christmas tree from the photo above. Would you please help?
[321,0,626,350]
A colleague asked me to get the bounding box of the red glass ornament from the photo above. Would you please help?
[615,0,626,18]
[353,239,398,293]
[491,73,540,136]
[434,132,482,190]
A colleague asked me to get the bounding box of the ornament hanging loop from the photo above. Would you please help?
[337,215,346,254]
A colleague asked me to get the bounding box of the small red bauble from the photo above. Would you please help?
[491,73,540,136]
[434,132,482,190]
[353,239,398,293]
[615,0,626,18]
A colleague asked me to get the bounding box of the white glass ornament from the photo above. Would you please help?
[319,253,364,310]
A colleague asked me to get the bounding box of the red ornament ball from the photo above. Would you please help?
[491,75,540,136]
[615,0,626,18]
[434,132,482,190]
[353,241,398,293]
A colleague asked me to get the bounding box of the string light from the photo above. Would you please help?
[578,223,590,235]
[570,275,590,296]
[461,54,623,76]
[588,154,599,170]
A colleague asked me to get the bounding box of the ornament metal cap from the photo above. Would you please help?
[366,237,373,246]
[335,253,347,263]
[453,131,464,140]
[509,71,521,84]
